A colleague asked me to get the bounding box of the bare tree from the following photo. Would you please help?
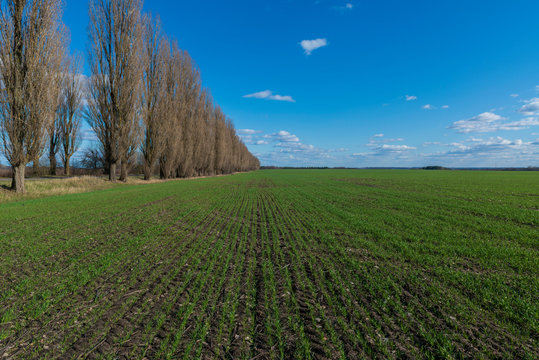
[159,41,182,179]
[59,55,84,176]
[47,48,68,176]
[191,89,208,176]
[175,51,200,178]
[0,0,67,193]
[140,13,166,180]
[118,109,141,181]
[80,147,104,172]
[213,105,227,175]
[47,115,61,175]
[85,70,114,177]
[200,90,215,175]
[87,0,143,182]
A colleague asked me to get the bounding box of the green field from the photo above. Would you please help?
[0,170,537,359]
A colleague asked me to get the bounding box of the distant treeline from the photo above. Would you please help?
[0,0,259,193]
[260,166,539,171]
[261,166,330,170]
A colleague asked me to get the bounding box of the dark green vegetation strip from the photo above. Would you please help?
[0,170,537,359]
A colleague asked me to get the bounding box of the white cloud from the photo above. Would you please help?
[366,135,405,148]
[422,104,433,110]
[255,140,268,145]
[450,136,529,152]
[405,95,417,101]
[441,105,450,109]
[237,129,262,135]
[300,38,328,55]
[510,94,519,98]
[346,3,353,9]
[264,130,300,143]
[255,129,340,166]
[449,112,506,133]
[237,129,266,144]
[358,134,416,157]
[448,142,470,151]
[243,90,295,102]
[502,118,539,128]
[276,142,316,153]
[380,144,416,151]
[519,97,539,116]
[422,136,539,167]
[450,106,539,134]
[352,142,416,159]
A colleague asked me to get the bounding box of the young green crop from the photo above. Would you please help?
[0,169,537,359]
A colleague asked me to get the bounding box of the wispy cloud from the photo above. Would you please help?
[300,38,328,55]
[441,105,450,109]
[237,129,263,135]
[510,94,519,98]
[380,144,416,151]
[405,95,417,101]
[353,143,415,157]
[422,104,433,110]
[519,97,539,116]
[243,90,295,102]
[253,129,342,166]
[334,3,354,10]
[449,111,539,133]
[424,136,538,163]
[503,118,539,128]
[366,134,404,147]
[264,130,300,143]
[449,112,505,133]
[354,134,414,157]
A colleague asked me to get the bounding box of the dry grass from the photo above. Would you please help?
[0,176,115,203]
[0,174,227,203]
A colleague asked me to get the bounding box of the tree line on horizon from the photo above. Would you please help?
[0,0,259,193]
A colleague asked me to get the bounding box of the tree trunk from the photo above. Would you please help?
[64,157,71,177]
[159,159,167,179]
[104,160,110,176]
[109,161,117,181]
[143,163,151,180]
[159,166,165,179]
[119,160,128,182]
[49,155,57,176]
[32,156,40,176]
[11,164,26,194]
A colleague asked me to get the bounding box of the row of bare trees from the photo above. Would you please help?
[0,0,259,193]
[0,0,79,192]
[0,0,85,193]
[87,0,259,182]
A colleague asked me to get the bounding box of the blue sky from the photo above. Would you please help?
[6,0,539,168]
